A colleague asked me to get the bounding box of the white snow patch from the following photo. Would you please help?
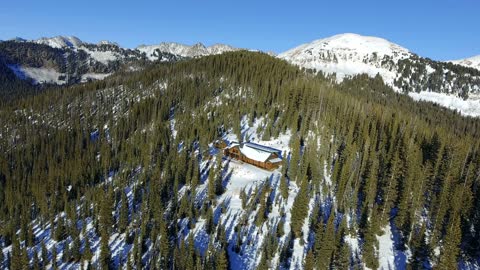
[81,73,112,82]
[8,65,67,85]
[82,47,121,64]
[377,225,395,270]
[409,91,480,117]
[449,55,480,71]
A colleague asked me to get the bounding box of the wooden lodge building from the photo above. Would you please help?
[223,142,282,170]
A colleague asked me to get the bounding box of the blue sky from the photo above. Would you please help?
[1,0,478,60]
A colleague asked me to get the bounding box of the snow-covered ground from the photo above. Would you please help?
[409,91,480,117]
[376,225,395,270]
[449,55,480,71]
[137,42,238,60]
[278,33,411,84]
[81,73,112,82]
[82,48,121,64]
[8,65,67,85]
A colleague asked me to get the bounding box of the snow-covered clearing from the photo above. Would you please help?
[81,73,112,82]
[8,65,67,85]
[409,91,480,117]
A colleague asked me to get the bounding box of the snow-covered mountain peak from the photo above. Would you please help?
[449,55,480,70]
[34,36,84,49]
[136,42,239,60]
[278,33,413,84]
[308,33,408,55]
[10,37,27,42]
[208,43,238,54]
[97,40,120,47]
[279,33,410,63]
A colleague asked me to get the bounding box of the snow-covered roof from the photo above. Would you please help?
[240,144,273,162]
[269,158,282,163]
[243,142,281,155]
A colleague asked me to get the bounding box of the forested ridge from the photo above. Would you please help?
[1,51,480,269]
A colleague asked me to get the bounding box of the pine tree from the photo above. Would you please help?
[279,174,289,200]
[257,249,269,270]
[316,213,335,270]
[436,216,461,270]
[208,166,216,201]
[99,234,111,270]
[71,236,81,262]
[288,137,301,181]
[32,253,40,270]
[304,249,315,270]
[55,217,66,241]
[119,190,129,233]
[27,221,35,247]
[51,245,57,270]
[407,225,429,270]
[10,237,22,270]
[20,246,29,269]
[215,248,229,270]
[363,213,379,270]
[99,187,114,236]
[159,221,170,269]
[41,241,48,269]
[214,151,225,196]
[83,238,93,261]
[126,251,133,270]
[290,176,310,238]
[0,244,4,268]
[333,241,351,269]
[240,188,247,209]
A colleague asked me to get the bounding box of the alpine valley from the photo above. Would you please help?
[1,33,480,270]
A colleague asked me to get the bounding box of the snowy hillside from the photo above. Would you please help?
[137,42,238,60]
[449,55,480,71]
[279,33,480,117]
[4,36,239,85]
[8,64,68,85]
[34,36,84,49]
[278,33,412,84]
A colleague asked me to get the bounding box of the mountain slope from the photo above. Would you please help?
[1,51,480,269]
[1,36,239,88]
[136,42,239,60]
[34,36,84,49]
[449,55,480,70]
[279,33,480,116]
[278,33,411,84]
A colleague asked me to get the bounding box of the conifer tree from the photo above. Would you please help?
[41,241,48,268]
[54,217,66,241]
[208,166,216,201]
[279,174,289,200]
[436,216,461,270]
[316,213,335,270]
[10,237,22,270]
[0,244,4,268]
[32,253,40,270]
[290,176,310,238]
[119,190,129,233]
[215,248,229,270]
[51,245,57,270]
[159,221,170,269]
[83,238,93,261]
[304,250,315,270]
[257,249,269,270]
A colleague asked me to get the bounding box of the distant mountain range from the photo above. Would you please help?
[1,34,479,116]
[0,36,239,85]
